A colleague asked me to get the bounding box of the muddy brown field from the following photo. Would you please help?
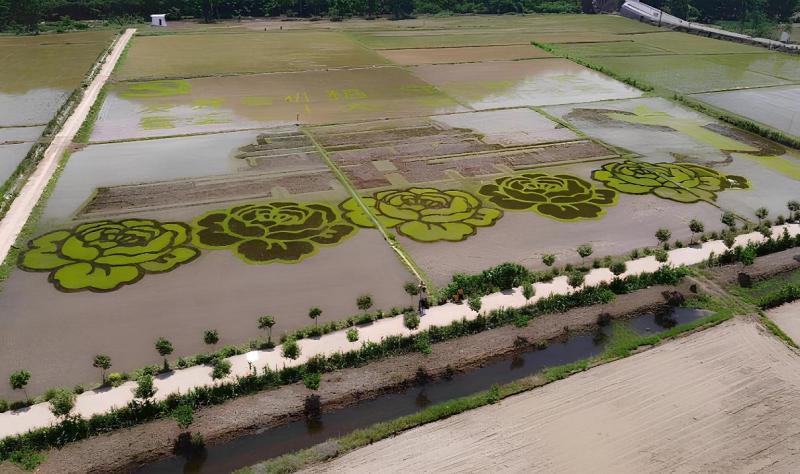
[305,317,800,473]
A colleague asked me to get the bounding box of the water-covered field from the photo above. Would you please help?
[2,14,800,398]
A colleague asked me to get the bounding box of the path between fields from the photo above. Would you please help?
[0,224,798,439]
[304,317,800,473]
[0,28,136,266]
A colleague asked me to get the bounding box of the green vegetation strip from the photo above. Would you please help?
[301,128,429,286]
[73,86,107,144]
[238,295,734,474]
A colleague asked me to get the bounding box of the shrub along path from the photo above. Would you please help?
[0,223,797,440]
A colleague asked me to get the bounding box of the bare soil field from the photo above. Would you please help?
[306,317,800,473]
[768,301,800,344]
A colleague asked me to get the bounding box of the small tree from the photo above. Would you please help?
[759,225,773,240]
[755,207,769,225]
[720,210,736,230]
[576,244,593,266]
[282,338,301,360]
[468,296,482,314]
[403,281,419,304]
[155,337,174,371]
[787,200,800,221]
[258,315,276,343]
[567,271,585,291]
[609,261,627,279]
[203,329,219,346]
[688,219,704,244]
[356,294,373,313]
[9,370,31,400]
[346,328,359,342]
[723,232,736,250]
[403,312,421,330]
[48,388,76,420]
[655,228,671,247]
[303,372,321,390]
[92,354,112,384]
[654,249,669,266]
[542,254,556,267]
[133,374,157,402]
[308,307,322,326]
[211,358,232,381]
[522,282,535,303]
[172,404,194,431]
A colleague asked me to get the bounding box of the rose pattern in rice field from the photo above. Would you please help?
[18,219,199,292]
[192,201,356,264]
[478,173,618,221]
[341,188,502,242]
[591,160,749,203]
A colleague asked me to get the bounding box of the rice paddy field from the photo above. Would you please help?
[0,29,115,189]
[2,14,800,398]
[538,27,800,140]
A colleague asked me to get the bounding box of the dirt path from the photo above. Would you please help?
[306,318,800,473]
[0,28,135,265]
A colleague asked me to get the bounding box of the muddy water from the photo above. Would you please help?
[379,44,551,66]
[412,59,641,110]
[137,307,711,474]
[39,130,265,223]
[94,67,467,141]
[0,30,114,126]
[693,85,800,138]
[0,88,68,127]
[0,141,33,185]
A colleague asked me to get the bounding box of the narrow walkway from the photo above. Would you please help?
[1,223,796,439]
[0,28,136,265]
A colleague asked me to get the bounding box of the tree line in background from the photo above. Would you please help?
[649,0,797,28]
[2,0,795,33]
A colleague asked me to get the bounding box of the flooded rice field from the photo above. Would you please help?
[0,29,114,126]
[378,44,551,65]
[114,30,390,80]
[692,85,800,138]
[92,67,467,141]
[411,58,642,109]
[3,14,800,402]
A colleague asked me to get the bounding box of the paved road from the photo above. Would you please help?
[0,28,136,265]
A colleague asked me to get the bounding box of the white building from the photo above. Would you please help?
[150,14,167,27]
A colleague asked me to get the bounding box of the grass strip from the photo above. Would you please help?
[301,127,430,287]
[759,313,799,349]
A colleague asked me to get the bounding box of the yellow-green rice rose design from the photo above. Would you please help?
[478,173,618,221]
[192,201,356,264]
[341,188,502,242]
[591,160,749,203]
[18,219,199,292]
